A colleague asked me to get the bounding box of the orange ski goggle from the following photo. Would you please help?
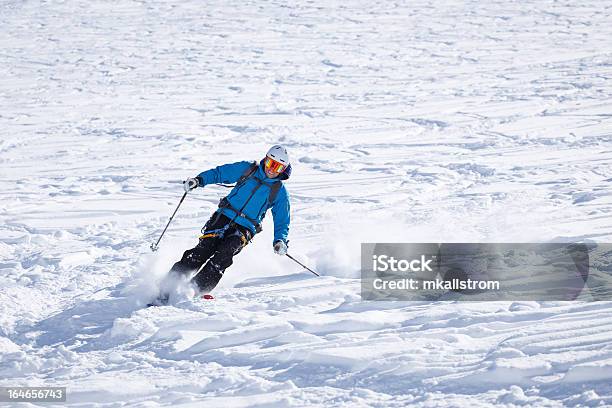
[264,157,286,173]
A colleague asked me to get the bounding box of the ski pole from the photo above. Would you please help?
[150,190,188,252]
[285,253,320,276]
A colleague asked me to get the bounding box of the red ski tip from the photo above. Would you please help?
[201,294,215,300]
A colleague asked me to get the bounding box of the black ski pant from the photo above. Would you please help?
[169,212,251,293]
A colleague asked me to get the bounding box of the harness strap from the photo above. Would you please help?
[199,224,230,239]
[200,220,252,243]
[216,162,284,235]
[220,197,262,231]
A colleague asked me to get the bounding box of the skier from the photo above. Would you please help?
[156,145,291,303]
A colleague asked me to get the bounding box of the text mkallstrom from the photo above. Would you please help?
[372,278,500,291]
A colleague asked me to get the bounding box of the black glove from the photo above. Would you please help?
[183,177,200,192]
[273,240,287,256]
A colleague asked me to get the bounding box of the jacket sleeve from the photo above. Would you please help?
[196,161,253,186]
[271,186,290,245]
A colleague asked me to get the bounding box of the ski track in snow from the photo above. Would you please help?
[1,0,612,406]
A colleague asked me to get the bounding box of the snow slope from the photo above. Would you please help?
[1,0,612,406]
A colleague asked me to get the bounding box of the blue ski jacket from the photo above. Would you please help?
[196,161,290,245]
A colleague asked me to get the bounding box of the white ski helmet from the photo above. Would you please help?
[266,145,290,166]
